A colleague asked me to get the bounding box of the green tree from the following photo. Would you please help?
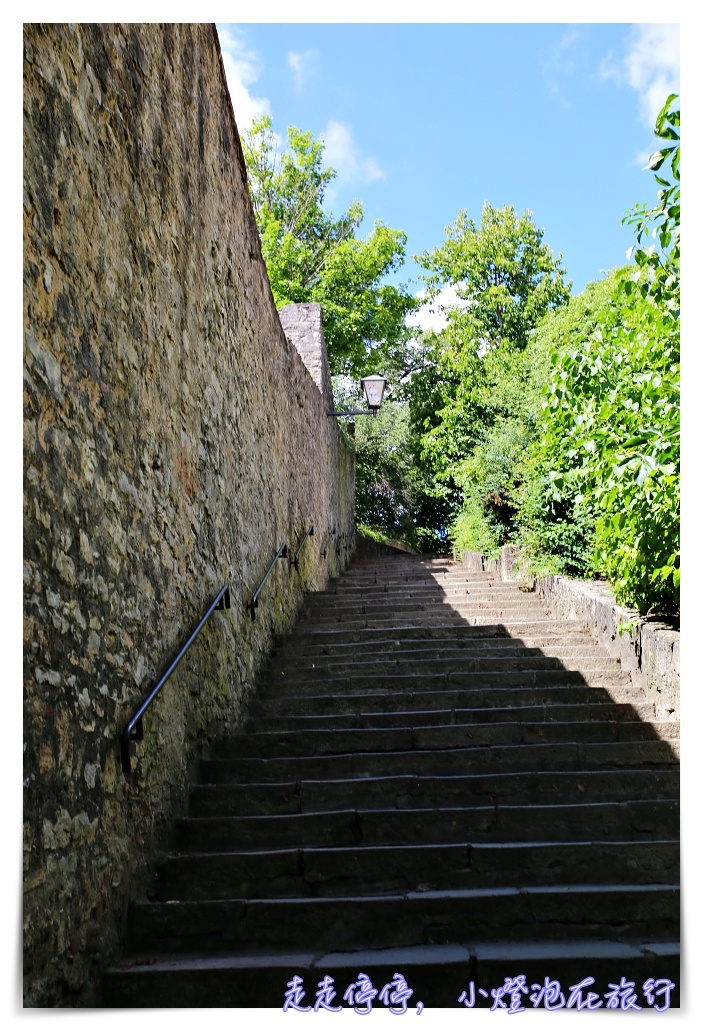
[242,116,417,375]
[406,204,570,541]
[418,202,571,352]
[531,96,680,612]
[513,272,623,576]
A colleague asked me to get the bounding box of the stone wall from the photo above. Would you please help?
[23,23,354,1005]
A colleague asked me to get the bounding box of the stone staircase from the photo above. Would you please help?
[104,554,680,1009]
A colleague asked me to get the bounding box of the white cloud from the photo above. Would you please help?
[406,286,467,334]
[322,121,386,186]
[216,25,271,131]
[602,24,680,127]
[287,49,316,92]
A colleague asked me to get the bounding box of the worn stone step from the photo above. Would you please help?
[298,599,551,616]
[301,590,545,604]
[123,883,680,955]
[170,798,679,857]
[258,670,633,701]
[102,938,680,1008]
[268,643,605,666]
[107,549,680,1008]
[155,838,680,901]
[270,633,595,661]
[211,718,676,761]
[264,656,623,683]
[267,641,615,663]
[334,566,472,580]
[200,738,679,784]
[188,767,680,817]
[304,591,541,609]
[244,700,656,733]
[249,683,646,718]
[295,610,562,626]
[296,606,554,626]
[283,621,593,646]
[192,796,679,849]
[336,571,483,583]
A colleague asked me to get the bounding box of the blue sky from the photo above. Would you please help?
[216,20,679,329]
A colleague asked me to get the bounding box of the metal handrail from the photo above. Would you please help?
[249,542,288,619]
[292,526,314,570]
[120,584,231,775]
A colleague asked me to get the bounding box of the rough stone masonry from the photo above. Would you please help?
[23,23,354,1005]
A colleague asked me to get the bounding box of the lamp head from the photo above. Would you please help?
[360,374,387,412]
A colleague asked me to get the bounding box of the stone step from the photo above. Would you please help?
[258,669,633,699]
[264,655,623,681]
[106,551,680,1008]
[328,569,513,579]
[244,700,657,733]
[301,589,545,603]
[296,605,553,624]
[270,640,603,661]
[188,767,680,817]
[299,593,548,610]
[209,719,677,761]
[268,641,613,660]
[282,621,594,646]
[103,938,680,1008]
[200,738,679,784]
[288,621,606,641]
[270,632,595,659]
[168,798,679,855]
[155,838,680,901]
[304,592,541,608]
[122,884,680,956]
[331,565,472,578]
[249,683,646,718]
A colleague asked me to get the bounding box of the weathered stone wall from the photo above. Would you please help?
[23,23,354,1006]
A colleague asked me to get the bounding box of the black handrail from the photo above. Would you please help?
[120,584,231,775]
[249,542,288,619]
[292,526,314,570]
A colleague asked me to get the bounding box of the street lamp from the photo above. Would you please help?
[327,375,387,418]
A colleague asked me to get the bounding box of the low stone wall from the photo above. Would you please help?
[23,24,354,1005]
[461,549,680,721]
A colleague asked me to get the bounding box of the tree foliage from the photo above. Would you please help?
[418,202,571,351]
[406,204,571,540]
[242,116,417,375]
[529,95,680,612]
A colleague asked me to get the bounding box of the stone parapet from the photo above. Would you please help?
[461,549,679,721]
[279,303,334,411]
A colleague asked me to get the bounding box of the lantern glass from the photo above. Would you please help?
[361,374,387,410]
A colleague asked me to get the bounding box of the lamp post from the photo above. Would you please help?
[327,374,387,418]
